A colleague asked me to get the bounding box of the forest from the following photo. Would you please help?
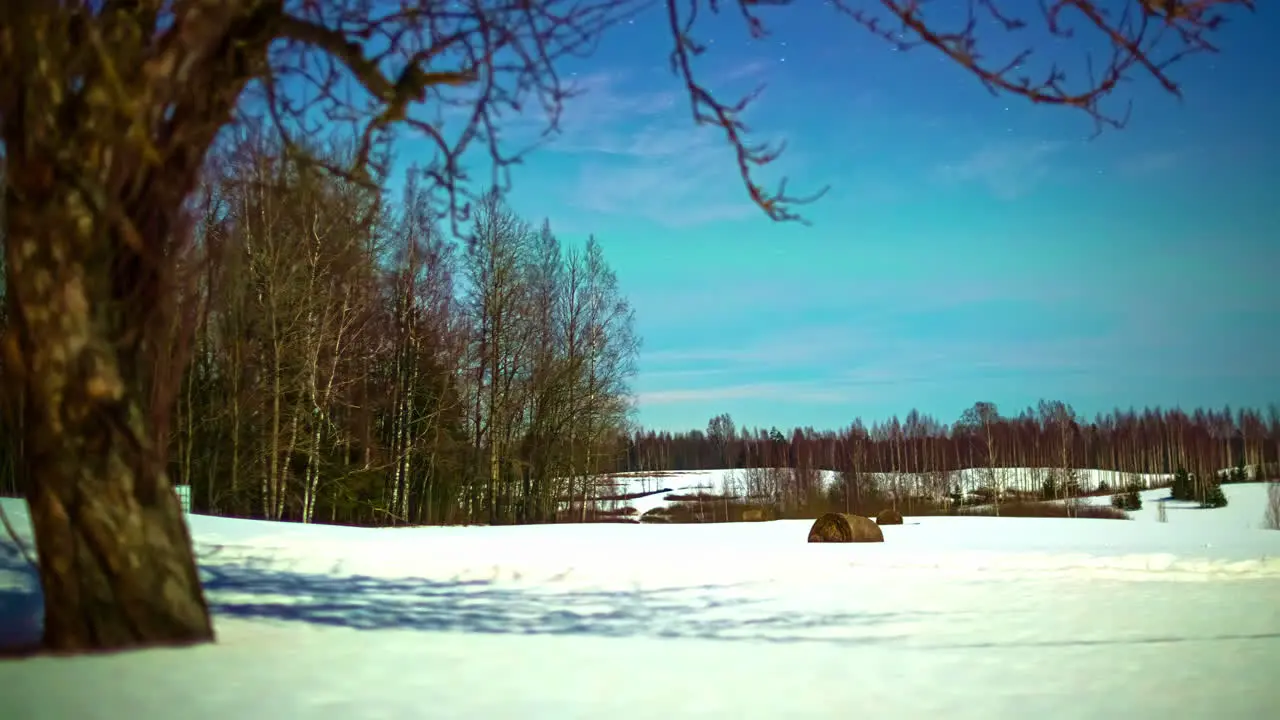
[0,129,640,528]
[2,136,1277,527]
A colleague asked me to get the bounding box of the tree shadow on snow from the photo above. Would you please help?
[195,545,918,647]
[0,538,44,653]
[1,537,925,651]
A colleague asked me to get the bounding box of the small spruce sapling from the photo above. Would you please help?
[1171,467,1193,501]
[1041,476,1058,501]
[1111,481,1143,512]
[1201,482,1228,509]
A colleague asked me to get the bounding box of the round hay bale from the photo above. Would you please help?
[876,508,904,525]
[807,513,884,543]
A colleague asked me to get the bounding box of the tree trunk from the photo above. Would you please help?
[3,184,214,651]
[24,428,213,651]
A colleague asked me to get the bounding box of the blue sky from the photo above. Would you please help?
[398,2,1280,432]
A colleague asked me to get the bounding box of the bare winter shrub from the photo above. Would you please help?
[742,467,778,502]
[741,506,777,522]
[555,506,639,523]
[959,501,1128,520]
[642,500,779,524]
[1157,501,1168,523]
[638,511,671,524]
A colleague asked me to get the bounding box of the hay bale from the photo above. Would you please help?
[876,508,904,525]
[807,513,884,543]
[742,507,765,522]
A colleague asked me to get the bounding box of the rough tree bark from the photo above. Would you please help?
[3,159,216,650]
[0,1,273,651]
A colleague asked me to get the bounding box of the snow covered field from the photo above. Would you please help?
[3,482,1279,719]
[1075,484,1277,530]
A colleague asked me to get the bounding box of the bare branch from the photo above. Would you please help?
[665,0,828,223]
[664,0,1251,222]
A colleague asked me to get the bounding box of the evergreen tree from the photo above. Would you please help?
[1171,467,1193,501]
[1201,482,1228,509]
[1041,476,1058,501]
[1111,481,1143,511]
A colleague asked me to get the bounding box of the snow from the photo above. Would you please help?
[1077,484,1274,530]
[3,480,1280,719]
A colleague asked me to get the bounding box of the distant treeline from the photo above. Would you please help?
[618,403,1280,483]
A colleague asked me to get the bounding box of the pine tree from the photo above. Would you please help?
[1111,480,1143,511]
[1171,467,1193,501]
[1041,476,1058,501]
[1201,482,1228,509]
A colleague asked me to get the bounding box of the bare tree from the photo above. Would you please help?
[960,402,1003,514]
[707,413,736,469]
[1039,399,1080,515]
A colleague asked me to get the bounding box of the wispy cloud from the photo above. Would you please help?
[515,69,775,227]
[639,308,1118,410]
[448,65,803,227]
[428,69,680,158]
[837,336,1108,381]
[639,367,732,381]
[635,365,1038,407]
[717,60,773,83]
[638,343,1106,409]
[1114,150,1180,177]
[637,274,1094,359]
[637,380,867,406]
[569,153,761,228]
[932,139,1067,200]
[542,71,681,149]
[643,324,877,371]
